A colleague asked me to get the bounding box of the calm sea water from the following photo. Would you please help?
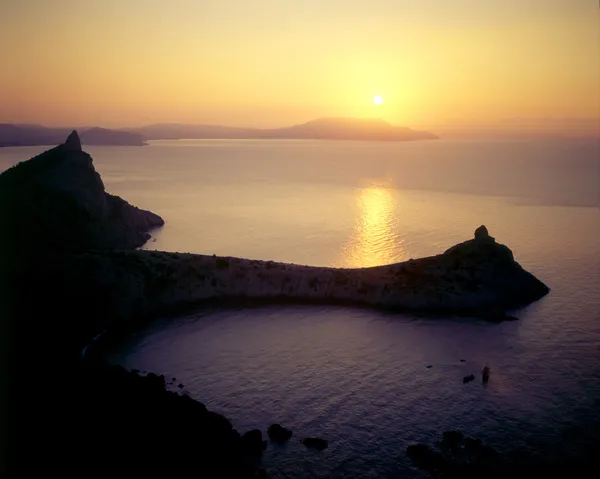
[2,139,599,476]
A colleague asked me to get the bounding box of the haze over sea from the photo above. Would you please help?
[2,138,599,477]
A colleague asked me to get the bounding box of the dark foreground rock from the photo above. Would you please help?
[301,438,329,451]
[268,423,293,443]
[9,363,254,478]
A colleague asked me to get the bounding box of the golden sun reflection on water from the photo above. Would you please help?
[341,185,406,268]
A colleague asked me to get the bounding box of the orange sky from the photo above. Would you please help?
[1,0,599,136]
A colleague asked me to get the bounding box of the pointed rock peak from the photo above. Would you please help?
[64,130,82,151]
[474,225,488,239]
[474,225,495,242]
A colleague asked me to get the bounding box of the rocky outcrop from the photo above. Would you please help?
[474,224,492,241]
[0,131,163,252]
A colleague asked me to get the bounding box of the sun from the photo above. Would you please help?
[373,95,383,105]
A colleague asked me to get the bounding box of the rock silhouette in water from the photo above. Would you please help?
[267,423,293,443]
[301,437,329,450]
[482,365,491,383]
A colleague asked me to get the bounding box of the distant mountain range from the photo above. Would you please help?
[0,118,437,147]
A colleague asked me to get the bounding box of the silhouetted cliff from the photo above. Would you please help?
[0,130,163,252]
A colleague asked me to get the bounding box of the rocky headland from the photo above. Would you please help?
[0,132,550,477]
[0,130,163,251]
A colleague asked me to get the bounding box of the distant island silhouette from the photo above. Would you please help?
[0,118,437,147]
[132,118,438,142]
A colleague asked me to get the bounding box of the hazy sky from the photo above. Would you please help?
[1,0,599,135]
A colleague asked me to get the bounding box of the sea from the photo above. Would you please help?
[1,138,599,477]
